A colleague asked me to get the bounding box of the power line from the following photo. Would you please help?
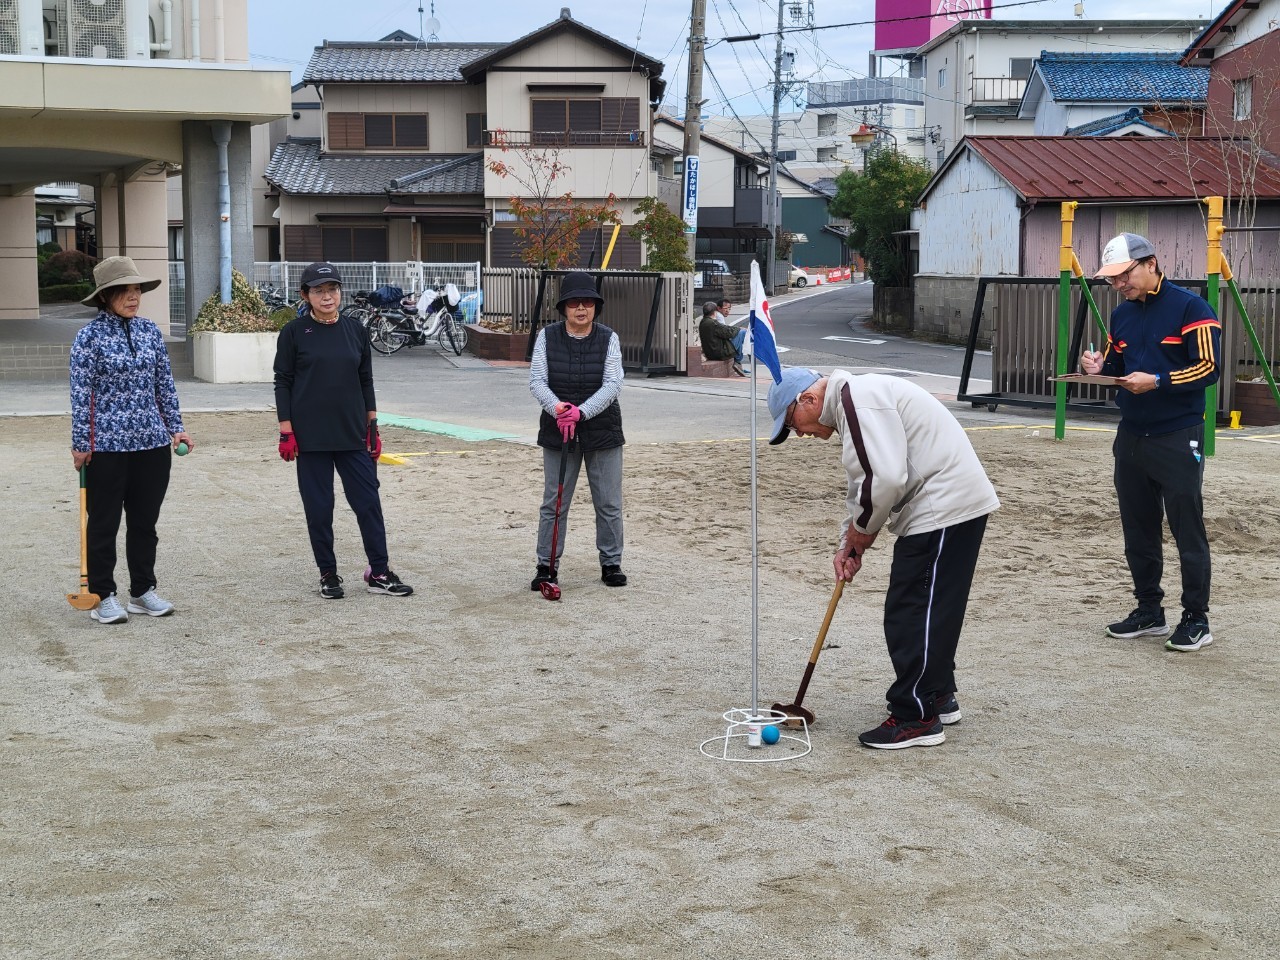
[716,0,1055,44]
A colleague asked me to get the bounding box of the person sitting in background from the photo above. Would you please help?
[698,300,747,377]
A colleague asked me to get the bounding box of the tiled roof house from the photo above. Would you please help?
[1018,52,1209,136]
[260,12,665,267]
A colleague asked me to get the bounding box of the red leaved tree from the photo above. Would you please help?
[486,130,620,269]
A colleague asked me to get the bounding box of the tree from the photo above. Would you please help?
[829,150,932,287]
[486,131,621,269]
[629,197,693,272]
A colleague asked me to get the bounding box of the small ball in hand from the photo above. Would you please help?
[175,442,189,456]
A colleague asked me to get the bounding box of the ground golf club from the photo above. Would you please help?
[772,578,845,727]
[540,439,572,601]
[66,466,99,611]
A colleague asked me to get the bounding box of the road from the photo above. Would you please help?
[763,280,992,386]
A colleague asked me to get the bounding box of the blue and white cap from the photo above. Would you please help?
[767,367,822,445]
[1095,233,1156,278]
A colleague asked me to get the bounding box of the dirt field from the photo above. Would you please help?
[3,410,1277,959]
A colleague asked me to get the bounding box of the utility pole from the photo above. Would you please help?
[682,0,708,265]
[765,0,785,291]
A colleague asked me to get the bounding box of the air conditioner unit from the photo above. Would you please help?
[67,0,126,59]
[0,0,18,55]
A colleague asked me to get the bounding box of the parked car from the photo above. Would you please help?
[789,264,809,287]
[695,258,731,276]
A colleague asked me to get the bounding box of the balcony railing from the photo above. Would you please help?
[485,130,647,149]
[970,77,1027,104]
[807,78,924,106]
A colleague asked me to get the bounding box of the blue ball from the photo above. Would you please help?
[761,724,780,745]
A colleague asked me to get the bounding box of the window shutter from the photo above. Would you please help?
[328,113,364,150]
[352,228,389,261]
[321,229,354,263]
[601,98,639,132]
[568,99,602,131]
[284,225,323,262]
[396,114,429,148]
[531,99,567,131]
[364,114,394,148]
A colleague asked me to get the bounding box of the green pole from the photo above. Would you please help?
[1228,277,1280,408]
[1056,267,1070,440]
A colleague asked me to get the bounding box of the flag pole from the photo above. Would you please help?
[748,306,759,719]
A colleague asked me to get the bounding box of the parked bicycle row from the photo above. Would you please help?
[254,281,473,357]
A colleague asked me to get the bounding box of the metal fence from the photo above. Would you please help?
[169,261,695,373]
[958,276,1280,415]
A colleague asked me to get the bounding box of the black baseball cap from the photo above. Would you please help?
[300,262,343,289]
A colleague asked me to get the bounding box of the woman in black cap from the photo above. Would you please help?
[274,262,414,599]
[528,272,627,590]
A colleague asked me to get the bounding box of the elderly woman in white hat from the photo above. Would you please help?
[69,256,193,625]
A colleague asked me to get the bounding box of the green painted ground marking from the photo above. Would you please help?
[379,413,516,442]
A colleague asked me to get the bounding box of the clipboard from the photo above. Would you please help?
[1049,374,1123,386]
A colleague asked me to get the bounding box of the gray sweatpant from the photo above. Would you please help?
[537,444,624,568]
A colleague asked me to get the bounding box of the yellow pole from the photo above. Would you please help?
[1055,201,1078,439]
[1203,196,1223,456]
[600,223,621,270]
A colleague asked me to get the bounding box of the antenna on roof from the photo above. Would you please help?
[420,1,440,43]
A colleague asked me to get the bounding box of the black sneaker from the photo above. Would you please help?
[367,569,413,596]
[934,693,961,726]
[601,564,628,587]
[530,564,556,591]
[1106,607,1169,639]
[1166,611,1213,652]
[320,572,344,600]
[858,715,945,750]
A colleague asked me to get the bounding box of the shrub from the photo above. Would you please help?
[39,250,98,287]
[190,269,276,333]
[38,282,94,304]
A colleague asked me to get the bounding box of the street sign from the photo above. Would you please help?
[682,156,699,234]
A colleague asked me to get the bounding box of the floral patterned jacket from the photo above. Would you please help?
[70,311,184,452]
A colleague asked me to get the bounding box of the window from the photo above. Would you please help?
[1010,58,1033,80]
[816,113,837,137]
[467,113,487,148]
[327,113,429,149]
[775,149,798,162]
[1234,77,1253,121]
[283,225,388,262]
[530,97,642,146]
[816,146,836,162]
[938,67,947,89]
[905,109,917,127]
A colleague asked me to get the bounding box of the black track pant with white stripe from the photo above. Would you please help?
[882,514,989,722]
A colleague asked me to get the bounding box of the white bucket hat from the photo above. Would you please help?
[81,256,162,306]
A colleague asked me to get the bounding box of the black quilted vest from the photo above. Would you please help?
[537,322,625,451]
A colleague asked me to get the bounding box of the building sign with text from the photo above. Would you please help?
[681,156,700,234]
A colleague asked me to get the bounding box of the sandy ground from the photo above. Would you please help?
[2,410,1277,959]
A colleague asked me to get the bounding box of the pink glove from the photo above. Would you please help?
[279,432,298,462]
[366,419,382,461]
[556,404,581,442]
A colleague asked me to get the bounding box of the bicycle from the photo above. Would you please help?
[417,282,467,356]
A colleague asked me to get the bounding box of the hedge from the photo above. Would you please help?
[39,282,95,304]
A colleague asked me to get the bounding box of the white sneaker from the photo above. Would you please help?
[91,593,129,624]
[127,588,174,617]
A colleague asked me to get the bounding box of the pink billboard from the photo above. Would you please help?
[875,0,992,52]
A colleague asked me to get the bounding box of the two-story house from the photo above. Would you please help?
[916,19,1209,167]
[0,0,289,330]
[262,10,665,270]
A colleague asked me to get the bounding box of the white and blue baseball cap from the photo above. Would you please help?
[1095,233,1156,278]
[767,367,822,445]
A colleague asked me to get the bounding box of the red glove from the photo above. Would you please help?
[278,431,298,462]
[366,419,382,461]
[556,404,581,443]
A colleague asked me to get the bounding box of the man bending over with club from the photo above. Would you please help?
[768,368,1000,749]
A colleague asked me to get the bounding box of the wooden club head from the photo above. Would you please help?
[67,591,100,611]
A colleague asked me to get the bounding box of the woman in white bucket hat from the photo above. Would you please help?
[69,256,193,624]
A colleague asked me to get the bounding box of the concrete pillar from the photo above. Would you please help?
[98,171,171,332]
[0,191,40,323]
[182,119,255,331]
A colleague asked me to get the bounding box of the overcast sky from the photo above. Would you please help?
[247,0,1221,120]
